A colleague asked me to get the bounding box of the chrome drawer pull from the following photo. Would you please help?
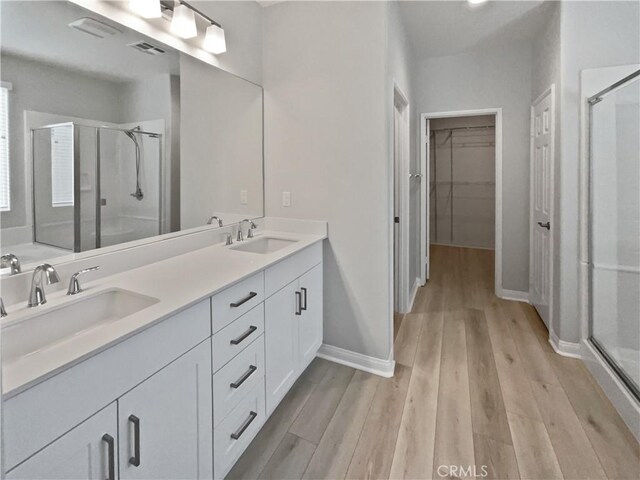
[230,365,257,389]
[230,325,258,345]
[231,411,258,440]
[230,291,257,308]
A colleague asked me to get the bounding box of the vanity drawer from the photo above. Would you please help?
[211,272,264,333]
[213,335,264,426]
[213,303,264,371]
[265,242,322,298]
[214,378,265,478]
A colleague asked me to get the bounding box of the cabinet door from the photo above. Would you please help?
[298,263,323,371]
[6,404,118,480]
[118,340,213,480]
[265,281,298,415]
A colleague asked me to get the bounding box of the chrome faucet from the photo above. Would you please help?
[1,253,21,274]
[207,216,223,227]
[67,266,100,295]
[28,264,60,307]
[237,219,257,241]
[0,297,7,318]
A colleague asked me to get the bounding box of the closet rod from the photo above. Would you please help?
[430,125,495,133]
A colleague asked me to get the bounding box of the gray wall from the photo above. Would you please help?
[413,40,534,293]
[263,1,395,361]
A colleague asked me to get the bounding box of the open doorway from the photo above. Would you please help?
[420,109,503,295]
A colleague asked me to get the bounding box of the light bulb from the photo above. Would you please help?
[204,24,226,54]
[171,4,197,39]
[128,0,161,19]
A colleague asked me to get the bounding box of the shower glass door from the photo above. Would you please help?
[588,70,640,399]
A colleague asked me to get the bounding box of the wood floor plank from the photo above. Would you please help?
[258,433,316,480]
[484,302,542,421]
[390,312,444,479]
[547,353,640,479]
[530,380,607,479]
[289,363,355,444]
[507,412,563,480]
[302,370,380,479]
[303,357,332,384]
[394,313,404,340]
[433,310,476,479]
[464,308,513,445]
[346,364,412,480]
[518,302,555,355]
[473,433,520,480]
[500,300,559,385]
[394,313,424,367]
[226,378,317,479]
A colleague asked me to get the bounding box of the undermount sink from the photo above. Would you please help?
[230,236,298,254]
[2,289,159,364]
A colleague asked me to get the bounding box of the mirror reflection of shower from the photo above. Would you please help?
[31,121,164,253]
[124,126,144,201]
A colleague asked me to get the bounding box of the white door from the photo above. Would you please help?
[393,104,401,310]
[118,341,213,480]
[265,280,298,415]
[6,404,118,480]
[530,87,555,328]
[298,264,323,370]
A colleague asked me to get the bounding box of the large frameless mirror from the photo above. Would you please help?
[0,0,264,275]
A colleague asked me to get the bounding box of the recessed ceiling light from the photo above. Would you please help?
[468,0,489,5]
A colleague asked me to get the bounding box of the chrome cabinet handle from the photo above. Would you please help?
[537,221,551,230]
[102,433,115,480]
[295,291,302,316]
[230,365,257,389]
[230,291,257,308]
[230,326,258,345]
[128,415,141,467]
[300,287,308,311]
[231,411,258,440]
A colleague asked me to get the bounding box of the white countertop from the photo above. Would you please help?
[2,230,326,398]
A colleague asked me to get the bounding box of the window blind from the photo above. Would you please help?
[0,86,10,212]
[51,124,74,207]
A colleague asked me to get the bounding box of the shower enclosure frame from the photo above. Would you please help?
[31,122,164,253]
[586,69,640,401]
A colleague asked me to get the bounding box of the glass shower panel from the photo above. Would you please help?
[33,124,75,251]
[98,127,162,248]
[589,73,640,398]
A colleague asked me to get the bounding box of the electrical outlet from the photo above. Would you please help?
[282,191,291,207]
[240,190,248,205]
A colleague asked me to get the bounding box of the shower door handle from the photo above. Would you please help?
[537,221,550,230]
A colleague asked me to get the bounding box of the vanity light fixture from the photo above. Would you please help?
[128,0,162,19]
[204,23,226,54]
[171,3,197,39]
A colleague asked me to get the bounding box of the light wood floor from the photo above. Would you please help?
[227,245,640,480]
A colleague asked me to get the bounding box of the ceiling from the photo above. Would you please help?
[398,0,551,60]
[0,1,179,83]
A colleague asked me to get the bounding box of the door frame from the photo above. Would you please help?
[392,83,411,314]
[419,108,503,296]
[529,85,556,337]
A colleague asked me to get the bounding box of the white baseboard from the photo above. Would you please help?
[582,340,640,442]
[498,289,530,302]
[317,344,395,378]
[407,277,420,312]
[549,330,583,359]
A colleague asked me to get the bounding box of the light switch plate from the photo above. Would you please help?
[240,190,248,205]
[282,191,291,207]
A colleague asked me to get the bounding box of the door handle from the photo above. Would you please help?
[300,287,308,311]
[128,415,141,467]
[295,291,302,316]
[537,221,551,230]
[102,434,115,480]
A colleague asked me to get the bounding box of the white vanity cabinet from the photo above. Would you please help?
[6,404,118,480]
[7,341,212,480]
[265,244,323,415]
